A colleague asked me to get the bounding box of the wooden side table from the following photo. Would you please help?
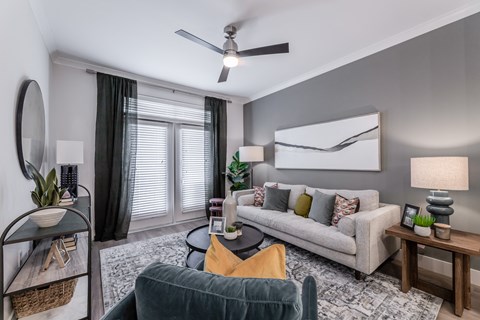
[386,224,480,317]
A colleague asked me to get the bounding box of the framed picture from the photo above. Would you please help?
[208,216,226,235]
[275,112,381,171]
[401,204,421,230]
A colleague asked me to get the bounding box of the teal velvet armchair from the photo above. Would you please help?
[101,262,317,320]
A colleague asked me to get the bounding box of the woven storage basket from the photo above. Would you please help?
[11,278,77,318]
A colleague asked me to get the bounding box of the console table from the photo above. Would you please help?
[386,224,480,317]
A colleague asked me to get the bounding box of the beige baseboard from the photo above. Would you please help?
[393,249,480,287]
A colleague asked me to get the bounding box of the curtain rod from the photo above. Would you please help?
[86,68,232,103]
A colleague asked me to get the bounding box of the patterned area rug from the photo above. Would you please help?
[100,231,442,319]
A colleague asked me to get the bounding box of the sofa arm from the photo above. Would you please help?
[301,276,318,320]
[355,204,401,274]
[232,189,254,204]
[100,290,137,320]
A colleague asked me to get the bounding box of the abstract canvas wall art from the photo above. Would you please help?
[275,113,381,171]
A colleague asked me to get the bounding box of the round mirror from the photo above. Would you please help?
[16,80,46,179]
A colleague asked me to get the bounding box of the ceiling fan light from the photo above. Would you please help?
[223,53,239,68]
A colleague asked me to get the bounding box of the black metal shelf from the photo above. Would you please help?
[1,187,92,320]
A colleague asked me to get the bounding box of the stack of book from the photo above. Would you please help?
[62,234,77,252]
[59,198,74,206]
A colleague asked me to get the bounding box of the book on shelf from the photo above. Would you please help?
[59,198,74,206]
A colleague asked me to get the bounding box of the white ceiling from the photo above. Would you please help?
[30,0,480,101]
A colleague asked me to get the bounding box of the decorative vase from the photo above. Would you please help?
[414,225,432,237]
[223,191,237,227]
[29,208,67,228]
[224,230,238,241]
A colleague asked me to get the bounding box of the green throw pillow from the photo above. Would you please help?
[294,193,313,218]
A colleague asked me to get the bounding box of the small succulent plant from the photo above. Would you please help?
[413,214,436,227]
[226,225,237,233]
[27,162,67,208]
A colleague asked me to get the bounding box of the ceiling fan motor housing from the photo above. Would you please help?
[223,39,238,53]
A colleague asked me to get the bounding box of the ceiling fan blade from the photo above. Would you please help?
[238,43,289,57]
[175,29,223,55]
[218,66,230,83]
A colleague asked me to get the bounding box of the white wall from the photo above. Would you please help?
[49,64,97,199]
[49,63,244,231]
[0,0,52,318]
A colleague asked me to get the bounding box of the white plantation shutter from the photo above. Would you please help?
[131,95,206,220]
[180,126,206,213]
[132,121,168,216]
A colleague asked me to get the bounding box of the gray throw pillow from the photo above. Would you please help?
[262,186,290,212]
[309,190,336,225]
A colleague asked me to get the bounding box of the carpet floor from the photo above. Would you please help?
[100,231,442,319]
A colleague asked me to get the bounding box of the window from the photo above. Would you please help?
[131,95,206,222]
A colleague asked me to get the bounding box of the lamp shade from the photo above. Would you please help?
[239,146,264,162]
[411,157,469,191]
[56,140,84,164]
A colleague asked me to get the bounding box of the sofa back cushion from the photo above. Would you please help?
[264,182,307,210]
[306,187,379,212]
[135,262,303,320]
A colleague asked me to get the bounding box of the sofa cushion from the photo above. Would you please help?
[294,193,313,218]
[332,194,359,226]
[264,182,307,210]
[306,187,379,212]
[238,206,356,255]
[238,194,254,206]
[254,183,278,207]
[136,262,302,320]
[308,191,336,225]
[262,187,290,212]
[337,214,356,237]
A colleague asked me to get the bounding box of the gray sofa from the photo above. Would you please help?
[233,182,401,276]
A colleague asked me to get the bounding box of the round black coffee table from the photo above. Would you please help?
[185,224,264,268]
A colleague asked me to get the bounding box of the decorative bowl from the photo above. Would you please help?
[29,208,67,228]
[223,231,238,241]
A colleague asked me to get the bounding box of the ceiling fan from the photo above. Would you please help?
[175,26,289,83]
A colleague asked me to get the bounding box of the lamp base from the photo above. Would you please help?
[60,165,78,198]
[426,190,454,225]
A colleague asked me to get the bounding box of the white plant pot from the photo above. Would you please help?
[223,231,238,241]
[30,208,67,228]
[414,225,431,237]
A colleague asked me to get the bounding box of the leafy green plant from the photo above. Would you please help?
[226,151,250,191]
[226,225,237,233]
[27,162,67,208]
[413,214,436,227]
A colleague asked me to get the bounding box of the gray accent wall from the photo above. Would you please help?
[244,13,480,269]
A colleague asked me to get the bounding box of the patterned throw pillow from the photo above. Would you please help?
[253,183,278,207]
[331,194,360,226]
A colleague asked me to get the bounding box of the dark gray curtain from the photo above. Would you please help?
[204,96,227,219]
[95,73,137,241]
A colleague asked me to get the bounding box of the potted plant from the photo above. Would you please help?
[27,162,68,228]
[224,225,238,240]
[226,151,250,191]
[413,214,436,237]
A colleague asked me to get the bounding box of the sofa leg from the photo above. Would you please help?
[354,270,366,281]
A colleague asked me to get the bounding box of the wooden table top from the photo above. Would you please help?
[386,224,480,256]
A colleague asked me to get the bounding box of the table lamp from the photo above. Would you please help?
[411,157,469,225]
[239,146,264,188]
[56,140,84,198]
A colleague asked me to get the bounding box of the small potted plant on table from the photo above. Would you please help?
[27,162,67,228]
[413,214,436,237]
[224,225,238,240]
